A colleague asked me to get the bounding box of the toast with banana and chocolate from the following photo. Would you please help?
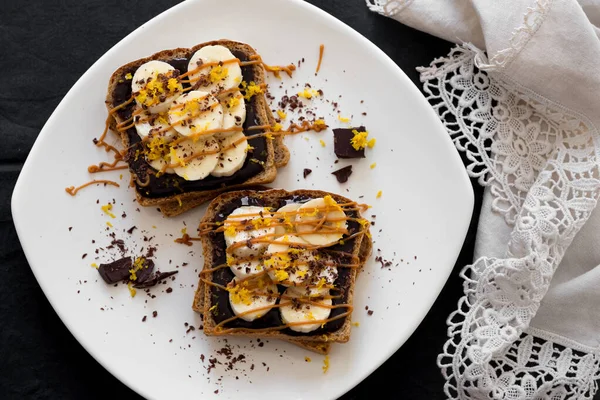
[193,189,372,347]
[105,40,291,217]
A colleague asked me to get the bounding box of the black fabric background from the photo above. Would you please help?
[0,0,488,399]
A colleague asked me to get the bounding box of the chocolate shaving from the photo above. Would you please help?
[133,270,179,289]
[331,165,353,183]
[135,259,155,283]
[303,168,312,178]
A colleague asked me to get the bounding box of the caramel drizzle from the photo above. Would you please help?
[157,120,327,174]
[316,44,325,74]
[65,180,120,196]
[181,55,296,83]
[201,278,353,334]
[116,86,267,148]
[205,278,343,298]
[200,260,360,277]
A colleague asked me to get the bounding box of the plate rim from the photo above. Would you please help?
[11,0,474,398]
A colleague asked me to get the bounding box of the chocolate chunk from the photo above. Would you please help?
[98,257,132,284]
[333,126,366,159]
[127,226,137,234]
[331,165,353,183]
[367,310,374,316]
[303,168,312,178]
[133,270,179,289]
[135,259,155,283]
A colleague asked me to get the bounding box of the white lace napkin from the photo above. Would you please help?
[367,1,600,399]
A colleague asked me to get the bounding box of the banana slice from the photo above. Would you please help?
[171,136,220,181]
[265,235,315,286]
[273,203,301,237]
[187,45,243,94]
[228,277,279,322]
[134,111,176,140]
[168,90,224,138]
[266,244,338,288]
[131,60,183,114]
[288,285,330,298]
[280,287,332,333]
[218,90,246,132]
[224,206,275,258]
[144,130,177,175]
[228,258,264,279]
[295,197,348,246]
[211,131,248,178]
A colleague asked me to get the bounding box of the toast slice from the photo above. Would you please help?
[195,189,371,344]
[105,40,289,217]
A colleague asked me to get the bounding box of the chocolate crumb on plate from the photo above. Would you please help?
[303,168,312,178]
[152,311,158,318]
[333,126,367,159]
[368,310,374,316]
[331,165,353,183]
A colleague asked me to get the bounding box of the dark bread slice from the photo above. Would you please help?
[105,40,289,217]
[193,275,331,355]
[196,189,369,343]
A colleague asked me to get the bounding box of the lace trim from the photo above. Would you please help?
[420,45,600,400]
[365,0,413,17]
[439,327,600,400]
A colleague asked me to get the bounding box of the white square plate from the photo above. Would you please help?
[12,0,473,398]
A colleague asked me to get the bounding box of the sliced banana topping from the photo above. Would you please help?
[264,235,337,287]
[211,131,248,178]
[132,60,183,114]
[228,276,279,322]
[144,134,176,175]
[224,206,275,258]
[187,45,243,94]
[280,287,332,333]
[273,203,301,237]
[134,111,176,140]
[218,90,246,132]
[228,257,264,279]
[295,196,348,246]
[265,235,308,285]
[170,136,220,181]
[168,90,224,138]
